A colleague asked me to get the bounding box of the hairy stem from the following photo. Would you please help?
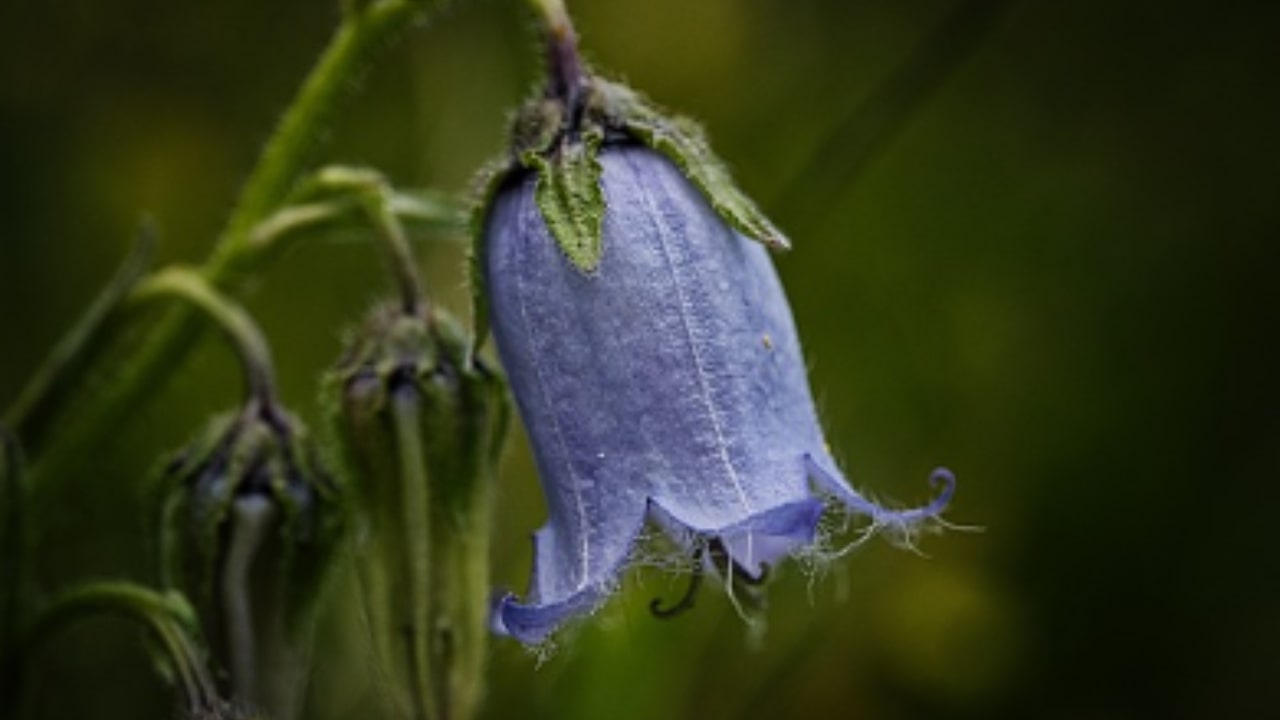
[130,267,279,408]
[20,582,217,712]
[525,0,585,114]
[21,1,428,482]
[299,165,429,315]
[367,185,428,316]
[2,225,154,443]
[215,1,426,259]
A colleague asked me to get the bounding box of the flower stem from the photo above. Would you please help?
[130,266,279,409]
[1,225,154,454]
[525,0,586,112]
[297,165,429,315]
[19,0,428,483]
[19,582,218,713]
[214,1,426,260]
[366,184,428,316]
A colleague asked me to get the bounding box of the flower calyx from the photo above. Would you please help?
[497,73,790,278]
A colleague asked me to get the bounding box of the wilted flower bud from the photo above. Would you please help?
[326,302,507,720]
[160,400,341,719]
[477,111,954,643]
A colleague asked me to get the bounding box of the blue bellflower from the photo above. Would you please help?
[483,144,953,645]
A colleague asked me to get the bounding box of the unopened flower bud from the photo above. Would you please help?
[160,400,342,719]
[326,302,507,720]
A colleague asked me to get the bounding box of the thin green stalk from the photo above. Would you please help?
[215,0,428,260]
[523,0,585,113]
[19,582,218,713]
[296,165,429,314]
[365,180,428,315]
[22,0,429,482]
[129,266,279,407]
[2,226,153,451]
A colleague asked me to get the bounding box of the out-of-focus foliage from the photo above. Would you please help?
[1,0,1276,718]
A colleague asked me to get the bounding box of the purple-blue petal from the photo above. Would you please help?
[483,145,954,643]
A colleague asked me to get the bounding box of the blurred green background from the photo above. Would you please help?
[2,0,1277,718]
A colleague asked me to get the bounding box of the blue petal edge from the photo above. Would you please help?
[649,496,827,578]
[491,585,609,646]
[804,453,955,533]
[492,492,829,644]
[493,457,956,645]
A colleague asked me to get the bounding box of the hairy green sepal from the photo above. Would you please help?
[589,77,790,249]
[468,69,790,348]
[526,129,606,272]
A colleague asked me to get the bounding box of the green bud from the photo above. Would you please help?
[326,302,508,720]
[160,401,343,719]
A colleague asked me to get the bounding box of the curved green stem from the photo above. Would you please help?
[130,267,279,408]
[2,225,154,446]
[21,0,430,482]
[215,0,427,260]
[20,582,217,712]
[245,188,461,257]
[297,166,428,315]
[367,183,428,316]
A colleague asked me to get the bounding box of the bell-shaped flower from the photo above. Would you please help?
[481,145,953,645]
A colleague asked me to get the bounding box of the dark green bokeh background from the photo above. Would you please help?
[2,1,1276,718]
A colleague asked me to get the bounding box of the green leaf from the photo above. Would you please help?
[527,131,606,273]
[594,78,790,250]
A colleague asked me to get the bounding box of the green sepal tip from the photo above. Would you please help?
[589,77,790,250]
[525,127,606,273]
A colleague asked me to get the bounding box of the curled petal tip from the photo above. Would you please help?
[488,591,517,635]
[926,467,957,511]
[804,452,958,534]
[490,584,609,646]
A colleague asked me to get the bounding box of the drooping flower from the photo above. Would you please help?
[479,144,954,645]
